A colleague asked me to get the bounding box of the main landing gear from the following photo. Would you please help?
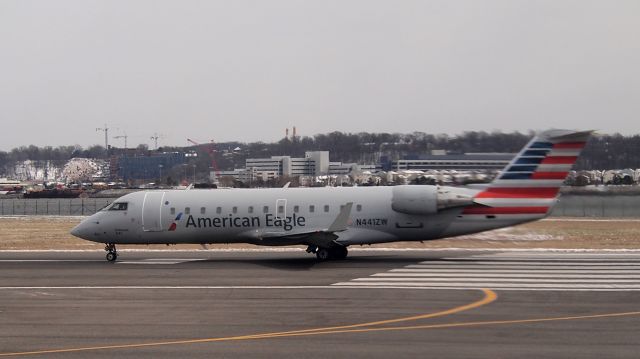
[307,245,349,261]
[105,243,118,262]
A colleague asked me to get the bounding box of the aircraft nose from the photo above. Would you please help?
[70,220,95,241]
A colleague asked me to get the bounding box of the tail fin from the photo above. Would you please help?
[465,129,593,217]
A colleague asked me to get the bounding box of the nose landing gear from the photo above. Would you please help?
[105,243,118,262]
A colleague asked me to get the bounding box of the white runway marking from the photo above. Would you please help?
[0,260,99,262]
[378,273,640,279]
[2,285,634,292]
[0,285,425,290]
[333,252,640,291]
[541,218,640,222]
[394,269,640,274]
[407,261,640,266]
[117,259,203,265]
[0,259,202,264]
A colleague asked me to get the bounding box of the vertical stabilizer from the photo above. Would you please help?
[466,129,593,218]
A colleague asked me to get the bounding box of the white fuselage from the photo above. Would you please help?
[71,185,545,247]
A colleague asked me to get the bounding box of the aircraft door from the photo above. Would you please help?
[142,191,165,232]
[276,199,287,219]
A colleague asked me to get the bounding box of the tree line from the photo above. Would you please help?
[1,131,639,177]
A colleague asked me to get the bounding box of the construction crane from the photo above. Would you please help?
[113,134,128,150]
[187,138,221,183]
[96,124,109,149]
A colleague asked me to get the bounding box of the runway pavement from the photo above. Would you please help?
[1,249,639,358]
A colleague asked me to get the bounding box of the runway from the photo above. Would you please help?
[1,250,639,358]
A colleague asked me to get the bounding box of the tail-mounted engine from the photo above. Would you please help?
[391,185,474,215]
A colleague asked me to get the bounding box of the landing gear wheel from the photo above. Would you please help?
[105,243,117,262]
[331,246,348,260]
[316,248,331,261]
[106,251,117,262]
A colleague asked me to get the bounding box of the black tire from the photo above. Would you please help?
[316,248,331,261]
[332,246,348,260]
[106,252,117,262]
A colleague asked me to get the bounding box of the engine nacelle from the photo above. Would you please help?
[391,185,474,215]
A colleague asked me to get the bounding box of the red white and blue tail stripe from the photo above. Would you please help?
[463,129,593,217]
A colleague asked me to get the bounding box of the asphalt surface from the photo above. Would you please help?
[1,249,639,358]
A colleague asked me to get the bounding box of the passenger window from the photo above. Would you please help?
[200,207,206,214]
[324,205,329,213]
[248,206,254,214]
[233,206,238,214]
[294,205,299,213]
[170,207,175,215]
[185,207,190,215]
[309,205,315,213]
[356,204,362,212]
[109,202,128,211]
[263,206,269,213]
[216,207,222,214]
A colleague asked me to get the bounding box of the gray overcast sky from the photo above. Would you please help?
[1,0,639,150]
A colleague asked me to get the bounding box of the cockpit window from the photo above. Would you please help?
[109,202,128,211]
[99,202,112,211]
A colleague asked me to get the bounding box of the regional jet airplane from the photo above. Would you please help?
[71,129,592,261]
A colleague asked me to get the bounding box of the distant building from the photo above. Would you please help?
[112,152,186,182]
[245,156,287,176]
[223,151,375,184]
[393,153,515,171]
[329,162,380,175]
[329,162,357,175]
[218,168,279,184]
[245,151,330,177]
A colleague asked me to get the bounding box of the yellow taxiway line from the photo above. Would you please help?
[4,289,640,357]
[1,289,496,356]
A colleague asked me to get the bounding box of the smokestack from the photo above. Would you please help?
[285,128,289,139]
[293,126,297,138]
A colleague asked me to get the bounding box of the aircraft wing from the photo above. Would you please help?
[249,202,353,247]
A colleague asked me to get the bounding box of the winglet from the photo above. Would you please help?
[328,202,353,232]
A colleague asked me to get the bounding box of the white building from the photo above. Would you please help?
[245,156,286,175]
[245,151,330,177]
[393,153,514,171]
[328,162,380,175]
[223,151,377,184]
[218,168,279,184]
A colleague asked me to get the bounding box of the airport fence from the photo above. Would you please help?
[550,195,640,217]
[0,198,114,216]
